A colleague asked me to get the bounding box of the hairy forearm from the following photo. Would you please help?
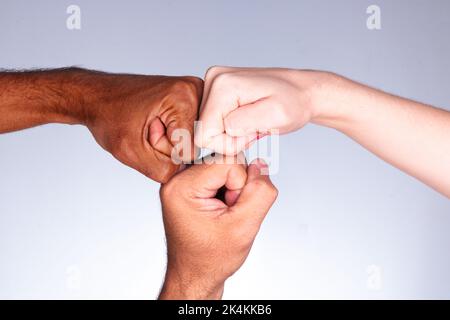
[158,267,224,300]
[0,68,89,132]
[0,67,149,133]
[312,73,450,198]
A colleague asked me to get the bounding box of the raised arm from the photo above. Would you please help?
[0,68,203,182]
[196,67,450,198]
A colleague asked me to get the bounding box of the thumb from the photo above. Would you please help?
[224,97,281,137]
[149,117,174,156]
[231,159,278,223]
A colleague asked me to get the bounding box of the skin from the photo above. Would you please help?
[0,67,203,182]
[196,66,450,198]
[158,156,278,300]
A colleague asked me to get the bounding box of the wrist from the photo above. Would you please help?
[305,71,359,131]
[56,68,113,127]
[159,266,225,300]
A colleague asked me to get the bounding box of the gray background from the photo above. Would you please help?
[0,0,449,299]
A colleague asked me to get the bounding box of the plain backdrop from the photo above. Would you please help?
[0,0,449,299]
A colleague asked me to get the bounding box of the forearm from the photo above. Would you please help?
[0,67,152,133]
[0,68,88,132]
[158,268,224,300]
[312,73,450,198]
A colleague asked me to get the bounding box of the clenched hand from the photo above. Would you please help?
[159,155,278,299]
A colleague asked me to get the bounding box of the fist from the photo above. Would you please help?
[159,154,278,299]
[195,66,327,155]
[86,74,203,182]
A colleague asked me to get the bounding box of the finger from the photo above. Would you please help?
[231,159,278,222]
[200,66,237,114]
[201,133,258,156]
[108,122,178,183]
[224,97,279,137]
[149,117,173,156]
[224,189,240,206]
[182,154,247,198]
[142,149,179,183]
[145,117,180,182]
[195,91,237,149]
[195,73,240,150]
[224,152,248,205]
[117,143,178,183]
[195,71,270,152]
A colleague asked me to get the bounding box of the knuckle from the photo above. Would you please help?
[183,76,204,97]
[188,76,204,89]
[169,79,202,108]
[250,178,266,190]
[269,184,279,200]
[251,179,275,196]
[210,72,233,90]
[170,79,195,95]
[205,65,224,80]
